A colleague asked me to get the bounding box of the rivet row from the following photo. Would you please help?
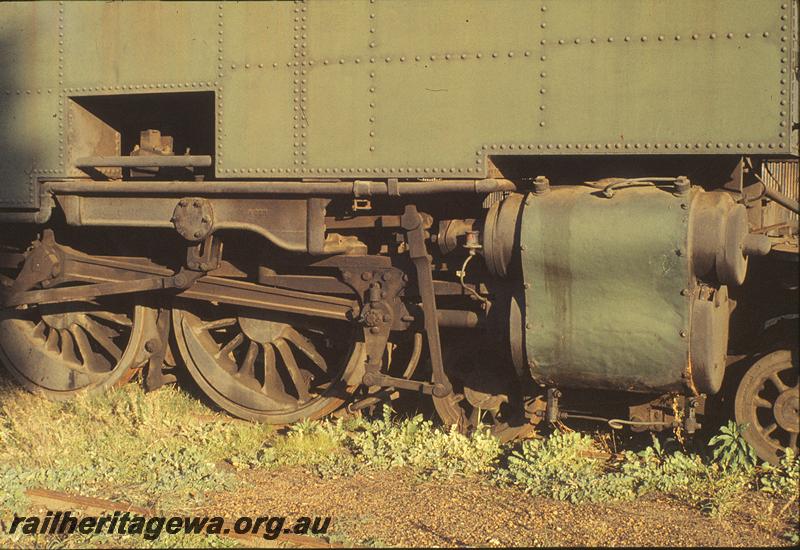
[292,1,308,166]
[218,167,480,175]
[214,2,225,168]
[477,142,783,153]
[542,31,765,46]
[368,7,377,153]
[62,82,213,93]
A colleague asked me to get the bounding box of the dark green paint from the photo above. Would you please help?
[520,186,690,392]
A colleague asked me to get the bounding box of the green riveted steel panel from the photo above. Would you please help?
[0,3,61,207]
[520,186,690,393]
[306,63,373,170]
[539,0,787,152]
[217,1,296,175]
[373,0,542,56]
[0,0,796,209]
[61,1,217,89]
[305,0,371,61]
[374,59,539,171]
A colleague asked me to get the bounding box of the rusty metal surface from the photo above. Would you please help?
[762,160,800,227]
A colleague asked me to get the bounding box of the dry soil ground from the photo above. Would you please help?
[197,467,798,547]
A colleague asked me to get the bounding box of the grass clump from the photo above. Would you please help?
[251,406,502,480]
[498,421,798,518]
[0,381,273,513]
[501,431,636,503]
[348,406,502,478]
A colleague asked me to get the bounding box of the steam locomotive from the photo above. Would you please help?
[1,0,797,463]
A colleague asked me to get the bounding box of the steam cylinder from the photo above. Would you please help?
[483,184,765,395]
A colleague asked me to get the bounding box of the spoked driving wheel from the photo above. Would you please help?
[734,348,799,464]
[0,299,151,399]
[173,304,364,423]
[433,337,537,443]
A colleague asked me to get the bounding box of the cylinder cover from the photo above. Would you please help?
[507,185,747,394]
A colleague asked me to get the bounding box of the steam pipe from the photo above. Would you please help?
[764,186,800,214]
[75,155,213,168]
[45,178,518,196]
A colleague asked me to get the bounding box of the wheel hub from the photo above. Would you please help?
[774,389,800,433]
[41,311,84,331]
[237,315,288,344]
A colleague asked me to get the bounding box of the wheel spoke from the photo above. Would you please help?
[200,317,238,332]
[80,316,121,341]
[88,310,132,328]
[239,340,258,378]
[275,338,311,401]
[763,422,778,437]
[58,329,80,365]
[790,432,798,449]
[80,318,122,361]
[282,327,328,373]
[69,324,94,365]
[31,320,46,341]
[261,344,286,395]
[468,407,481,427]
[769,373,789,392]
[44,328,60,353]
[755,396,773,409]
[216,332,245,359]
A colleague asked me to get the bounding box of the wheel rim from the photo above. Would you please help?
[0,301,149,399]
[173,305,364,423]
[734,349,799,464]
[433,339,535,443]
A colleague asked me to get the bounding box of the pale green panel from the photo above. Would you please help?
[217,70,295,174]
[221,1,295,67]
[543,0,784,40]
[374,59,539,170]
[0,2,60,92]
[543,38,783,149]
[306,65,372,169]
[0,94,61,206]
[373,0,541,55]
[62,1,216,87]
[306,0,371,60]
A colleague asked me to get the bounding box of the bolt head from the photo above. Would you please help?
[361,271,373,281]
